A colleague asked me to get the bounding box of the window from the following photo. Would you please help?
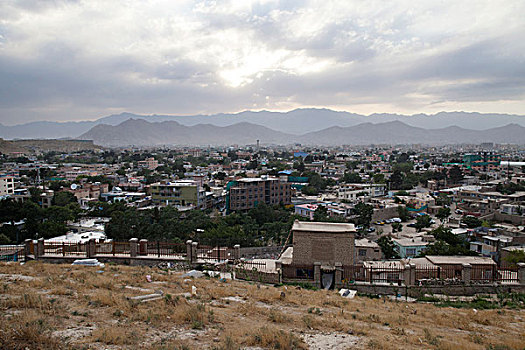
[358,249,367,257]
[406,248,416,257]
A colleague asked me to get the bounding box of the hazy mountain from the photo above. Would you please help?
[79,119,293,147]
[299,121,525,145]
[2,109,524,139]
[79,119,525,147]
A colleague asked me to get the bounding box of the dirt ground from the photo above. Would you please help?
[0,261,524,350]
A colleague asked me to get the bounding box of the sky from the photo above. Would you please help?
[1,0,524,125]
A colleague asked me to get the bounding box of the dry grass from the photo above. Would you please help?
[0,261,524,350]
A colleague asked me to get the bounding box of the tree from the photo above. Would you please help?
[397,206,410,222]
[504,250,525,267]
[343,172,362,184]
[462,215,481,228]
[448,165,464,184]
[377,236,400,259]
[436,207,451,223]
[391,222,403,233]
[301,185,318,196]
[373,173,385,184]
[415,215,432,232]
[354,203,374,228]
[53,191,78,207]
[313,205,329,222]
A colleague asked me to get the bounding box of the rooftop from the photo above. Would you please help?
[425,255,496,265]
[291,220,356,233]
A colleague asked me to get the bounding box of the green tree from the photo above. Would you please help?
[462,215,481,228]
[313,205,329,222]
[391,222,403,233]
[397,206,410,222]
[343,172,362,184]
[415,215,432,232]
[53,191,78,206]
[377,236,400,259]
[354,203,374,228]
[504,250,525,267]
[436,207,451,223]
[448,165,464,184]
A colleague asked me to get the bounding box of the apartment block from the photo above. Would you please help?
[151,180,205,209]
[227,176,291,211]
[0,176,15,196]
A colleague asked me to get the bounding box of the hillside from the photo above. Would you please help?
[0,139,101,154]
[1,262,524,350]
[80,119,293,147]
[79,119,525,147]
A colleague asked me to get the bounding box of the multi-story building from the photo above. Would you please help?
[138,157,159,170]
[150,180,205,208]
[227,176,291,211]
[337,183,386,202]
[0,176,15,196]
[463,152,501,172]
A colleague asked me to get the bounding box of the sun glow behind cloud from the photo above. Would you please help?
[0,0,524,123]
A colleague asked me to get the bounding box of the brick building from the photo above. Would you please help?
[290,221,356,267]
[227,177,291,211]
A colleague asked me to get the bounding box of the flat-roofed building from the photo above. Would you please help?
[227,177,291,211]
[291,220,356,267]
[150,180,205,209]
[0,176,15,196]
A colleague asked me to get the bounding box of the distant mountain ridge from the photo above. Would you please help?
[78,118,525,147]
[1,109,525,139]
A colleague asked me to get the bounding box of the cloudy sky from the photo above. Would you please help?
[1,0,524,125]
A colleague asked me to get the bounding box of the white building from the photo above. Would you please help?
[0,176,15,196]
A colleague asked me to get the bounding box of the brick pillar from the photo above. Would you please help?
[234,244,241,261]
[403,264,412,286]
[191,242,198,263]
[275,261,282,284]
[139,239,148,256]
[313,262,321,288]
[186,240,193,262]
[517,263,525,285]
[24,239,32,260]
[334,262,343,289]
[462,263,471,284]
[129,238,138,258]
[87,239,96,258]
[409,263,416,286]
[36,238,44,258]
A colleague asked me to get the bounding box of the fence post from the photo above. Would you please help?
[403,264,412,286]
[129,238,138,258]
[517,263,525,285]
[191,242,198,264]
[157,241,160,257]
[409,263,416,286]
[186,240,192,262]
[87,239,96,258]
[234,244,240,261]
[462,263,471,284]
[313,262,321,288]
[275,261,282,284]
[334,262,343,289]
[24,239,32,260]
[139,239,148,256]
[37,238,44,258]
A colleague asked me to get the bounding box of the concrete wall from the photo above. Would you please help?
[371,206,401,222]
[239,246,284,259]
[292,231,354,266]
[235,269,280,284]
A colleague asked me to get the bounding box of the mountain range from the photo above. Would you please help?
[78,118,525,147]
[1,109,525,140]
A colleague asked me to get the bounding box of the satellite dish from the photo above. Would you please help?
[71,184,78,190]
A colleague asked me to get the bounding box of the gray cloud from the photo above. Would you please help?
[0,0,524,125]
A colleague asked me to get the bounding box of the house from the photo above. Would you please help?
[290,220,356,267]
[392,236,429,258]
[355,238,381,262]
